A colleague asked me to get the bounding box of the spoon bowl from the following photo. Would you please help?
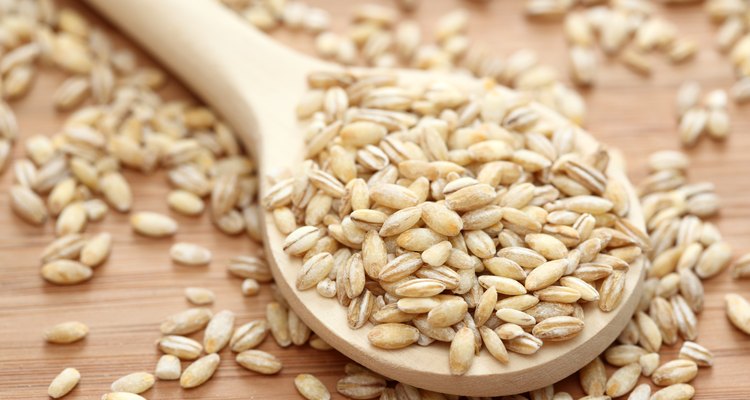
[84,0,645,395]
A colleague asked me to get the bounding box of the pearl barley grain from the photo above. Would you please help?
[44,321,89,344]
[48,368,80,398]
[180,353,220,389]
[170,242,212,266]
[242,278,260,296]
[185,287,215,305]
[295,373,331,400]
[155,354,182,380]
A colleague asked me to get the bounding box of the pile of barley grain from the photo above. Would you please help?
[264,70,647,375]
[317,148,749,399]
[4,2,260,287]
[0,2,270,398]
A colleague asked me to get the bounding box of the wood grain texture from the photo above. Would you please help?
[0,0,749,399]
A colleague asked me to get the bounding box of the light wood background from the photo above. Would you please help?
[1,1,749,399]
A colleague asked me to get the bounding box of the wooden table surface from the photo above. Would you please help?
[1,1,749,399]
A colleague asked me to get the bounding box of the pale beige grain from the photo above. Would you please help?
[48,367,81,399]
[41,260,93,285]
[184,287,215,305]
[679,341,714,367]
[130,211,178,237]
[228,255,273,282]
[695,241,732,278]
[204,310,235,353]
[732,253,750,278]
[167,190,205,216]
[532,316,584,341]
[651,359,698,386]
[110,372,154,394]
[170,242,212,266]
[47,178,76,216]
[640,352,660,377]
[496,323,525,340]
[83,199,108,221]
[10,184,48,225]
[100,172,133,212]
[44,321,89,344]
[599,270,626,312]
[54,75,90,110]
[295,373,331,400]
[80,232,112,267]
[236,349,283,374]
[155,354,181,380]
[725,293,750,335]
[479,325,509,363]
[283,226,323,256]
[474,286,497,326]
[267,302,291,347]
[679,107,707,147]
[55,202,87,236]
[672,295,698,341]
[628,383,651,400]
[525,259,568,291]
[367,323,419,349]
[180,353,220,388]
[283,308,307,345]
[605,363,641,397]
[158,335,203,360]
[336,373,387,399]
[297,252,334,290]
[505,332,543,355]
[241,278,260,296]
[41,234,86,263]
[230,320,269,352]
[605,344,648,366]
[650,383,695,400]
[579,357,606,396]
[160,308,213,335]
[449,327,475,375]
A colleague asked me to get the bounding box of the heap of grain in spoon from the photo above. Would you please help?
[263,70,648,375]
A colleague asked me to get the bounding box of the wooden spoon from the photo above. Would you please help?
[84,0,645,395]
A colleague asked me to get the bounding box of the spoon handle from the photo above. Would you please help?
[84,0,313,169]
